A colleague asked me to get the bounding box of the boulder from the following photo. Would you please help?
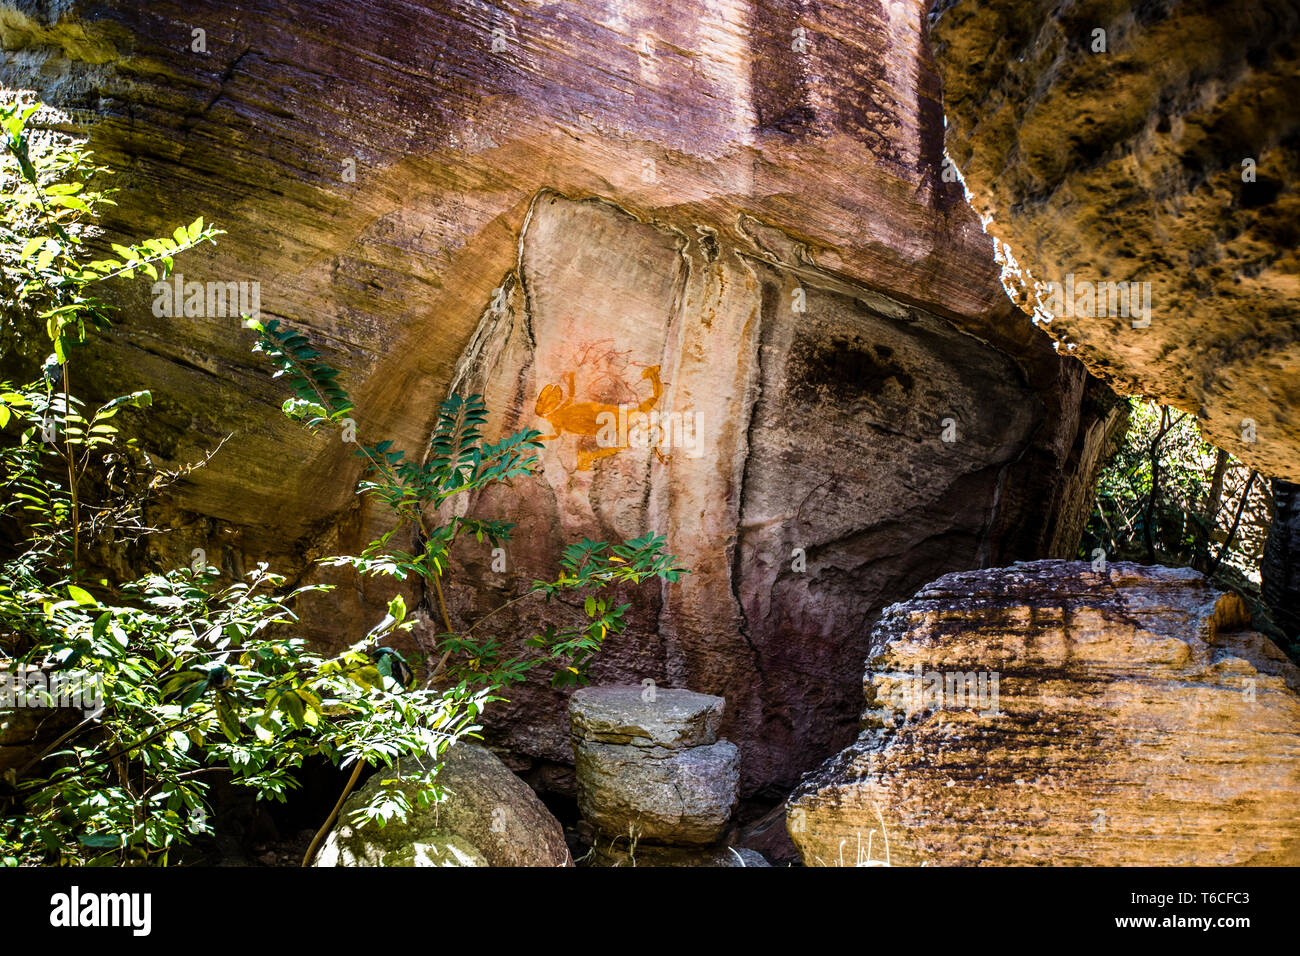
[315,831,488,868]
[573,738,741,846]
[314,740,572,867]
[570,685,743,847]
[787,560,1300,866]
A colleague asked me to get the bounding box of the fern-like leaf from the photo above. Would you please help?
[247,318,353,424]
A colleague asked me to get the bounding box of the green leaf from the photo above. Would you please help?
[79,833,121,848]
[34,243,58,271]
[44,182,84,196]
[19,236,47,260]
[215,696,241,742]
[67,584,96,606]
[279,691,306,729]
[49,194,91,213]
[97,390,152,414]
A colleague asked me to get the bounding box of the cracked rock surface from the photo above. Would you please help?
[574,738,741,846]
[568,685,724,749]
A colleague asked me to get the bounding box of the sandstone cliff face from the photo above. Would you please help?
[442,188,1124,794]
[1,0,1120,794]
[931,0,1300,481]
[787,561,1300,866]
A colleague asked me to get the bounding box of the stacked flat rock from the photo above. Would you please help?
[570,686,741,848]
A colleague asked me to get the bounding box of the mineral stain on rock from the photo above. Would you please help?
[787,334,916,406]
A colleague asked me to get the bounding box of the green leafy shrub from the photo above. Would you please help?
[0,98,685,865]
[1080,396,1284,646]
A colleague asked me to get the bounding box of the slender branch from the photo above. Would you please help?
[60,361,79,570]
[1207,469,1258,579]
[12,705,104,779]
[302,760,363,867]
[91,710,207,770]
[1142,406,1177,563]
[273,341,472,683]
[456,585,546,640]
[139,766,223,803]
[1092,494,1117,549]
[426,573,457,683]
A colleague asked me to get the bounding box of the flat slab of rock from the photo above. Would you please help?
[574,738,740,845]
[787,561,1300,866]
[569,685,724,749]
[314,741,571,867]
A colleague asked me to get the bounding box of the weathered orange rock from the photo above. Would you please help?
[787,561,1300,866]
[931,0,1300,481]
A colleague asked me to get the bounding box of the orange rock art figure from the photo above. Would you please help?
[534,342,668,470]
